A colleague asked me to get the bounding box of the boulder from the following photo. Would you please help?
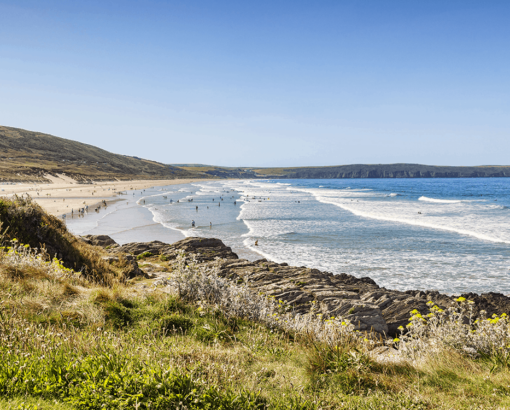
[81,234,118,247]
[117,240,171,256]
[116,237,238,262]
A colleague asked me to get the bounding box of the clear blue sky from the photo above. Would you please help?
[1,0,509,167]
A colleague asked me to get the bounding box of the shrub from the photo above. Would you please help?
[159,314,193,333]
[104,301,133,328]
[137,251,153,260]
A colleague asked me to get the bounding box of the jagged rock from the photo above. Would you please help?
[115,237,510,336]
[116,240,172,256]
[81,234,117,247]
[116,237,238,262]
[458,292,510,318]
[169,237,238,261]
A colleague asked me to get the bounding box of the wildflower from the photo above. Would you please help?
[456,297,466,303]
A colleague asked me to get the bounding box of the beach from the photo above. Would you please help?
[64,178,510,295]
[0,174,211,217]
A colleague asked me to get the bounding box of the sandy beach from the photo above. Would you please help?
[0,174,211,217]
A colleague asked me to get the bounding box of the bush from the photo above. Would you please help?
[104,301,133,328]
[137,252,153,260]
[159,314,193,333]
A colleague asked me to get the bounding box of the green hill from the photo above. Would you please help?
[0,126,203,182]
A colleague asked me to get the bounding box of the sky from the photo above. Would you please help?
[0,0,509,167]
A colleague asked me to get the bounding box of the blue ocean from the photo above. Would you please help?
[68,178,510,295]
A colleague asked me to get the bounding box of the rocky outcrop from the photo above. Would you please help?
[81,234,118,247]
[93,236,510,336]
[116,237,238,262]
[116,240,172,256]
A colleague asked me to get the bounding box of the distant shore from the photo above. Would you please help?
[0,176,211,217]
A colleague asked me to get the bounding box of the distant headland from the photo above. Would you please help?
[2,125,509,182]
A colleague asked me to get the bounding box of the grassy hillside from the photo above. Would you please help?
[2,201,510,408]
[0,126,203,182]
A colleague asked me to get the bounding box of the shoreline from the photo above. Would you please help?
[0,177,213,217]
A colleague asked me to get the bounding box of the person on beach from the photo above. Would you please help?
[196,206,198,212]
[210,222,212,229]
[191,220,195,227]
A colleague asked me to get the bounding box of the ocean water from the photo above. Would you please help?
[68,178,510,295]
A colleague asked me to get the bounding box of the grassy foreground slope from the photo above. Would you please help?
[2,198,510,409]
[0,126,203,182]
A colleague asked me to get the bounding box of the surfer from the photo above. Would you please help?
[191,220,195,227]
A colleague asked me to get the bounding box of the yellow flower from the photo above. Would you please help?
[394,338,400,343]
[456,297,466,303]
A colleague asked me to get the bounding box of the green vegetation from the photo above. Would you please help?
[2,200,510,408]
[0,125,203,182]
[137,251,154,260]
[0,196,127,285]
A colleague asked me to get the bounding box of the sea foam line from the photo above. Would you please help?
[314,195,510,245]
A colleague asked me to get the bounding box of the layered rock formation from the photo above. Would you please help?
[85,235,510,336]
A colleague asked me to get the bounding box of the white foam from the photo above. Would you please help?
[419,196,462,203]
[314,195,510,245]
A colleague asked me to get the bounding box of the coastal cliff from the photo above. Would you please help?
[251,163,510,179]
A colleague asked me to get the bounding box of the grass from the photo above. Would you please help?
[2,204,510,408]
[0,125,204,182]
[3,263,510,409]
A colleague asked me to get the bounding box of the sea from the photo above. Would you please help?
[67,178,510,295]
